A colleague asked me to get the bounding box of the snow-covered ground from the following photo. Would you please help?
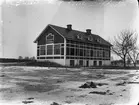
[0,66,139,105]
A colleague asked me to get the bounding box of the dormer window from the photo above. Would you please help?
[96,38,101,43]
[77,34,82,39]
[46,33,54,41]
[88,36,93,41]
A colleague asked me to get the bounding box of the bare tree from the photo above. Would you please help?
[18,56,23,60]
[126,32,139,67]
[112,30,137,67]
[30,56,36,61]
[128,46,139,67]
[127,56,131,66]
[24,56,29,60]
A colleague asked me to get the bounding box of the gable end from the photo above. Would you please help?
[34,25,65,45]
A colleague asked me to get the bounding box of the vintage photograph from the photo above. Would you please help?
[0,0,139,105]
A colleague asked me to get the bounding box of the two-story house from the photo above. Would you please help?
[34,24,112,66]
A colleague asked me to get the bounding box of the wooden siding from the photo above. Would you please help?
[38,26,64,45]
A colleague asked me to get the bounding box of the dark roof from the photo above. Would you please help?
[34,24,112,46]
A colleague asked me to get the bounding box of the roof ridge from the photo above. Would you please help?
[49,24,99,36]
[34,24,112,46]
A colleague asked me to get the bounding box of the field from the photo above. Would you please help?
[0,66,139,105]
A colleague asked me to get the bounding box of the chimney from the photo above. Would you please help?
[86,29,91,35]
[67,24,72,31]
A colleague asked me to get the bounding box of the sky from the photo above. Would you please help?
[0,0,139,59]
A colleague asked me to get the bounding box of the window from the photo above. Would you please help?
[40,46,45,55]
[70,48,75,55]
[61,56,64,59]
[77,34,82,39]
[86,50,90,57]
[94,61,97,66]
[54,57,61,59]
[79,49,83,56]
[103,51,105,57]
[61,47,64,55]
[97,50,100,57]
[94,50,97,57]
[37,49,39,56]
[40,57,45,59]
[66,47,70,55]
[106,51,109,58]
[88,36,93,41]
[54,44,60,55]
[86,60,89,66]
[83,49,86,56]
[46,57,53,59]
[47,45,53,55]
[37,47,40,56]
[100,50,103,57]
[99,61,102,66]
[109,51,110,57]
[96,38,101,43]
[70,60,75,66]
[79,60,83,66]
[76,49,80,56]
[46,33,54,41]
[90,50,93,57]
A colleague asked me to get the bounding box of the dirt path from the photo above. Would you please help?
[0,66,139,105]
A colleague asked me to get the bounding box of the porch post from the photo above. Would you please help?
[64,39,66,66]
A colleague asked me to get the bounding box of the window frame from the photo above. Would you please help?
[54,44,61,55]
[47,44,53,55]
[40,45,46,55]
[77,34,82,40]
[46,33,54,41]
[88,36,93,41]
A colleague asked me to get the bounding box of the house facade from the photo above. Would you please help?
[34,24,112,66]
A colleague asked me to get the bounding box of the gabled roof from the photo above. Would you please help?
[34,24,112,46]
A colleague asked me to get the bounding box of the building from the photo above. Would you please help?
[34,24,112,66]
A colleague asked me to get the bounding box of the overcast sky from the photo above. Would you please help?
[0,0,139,58]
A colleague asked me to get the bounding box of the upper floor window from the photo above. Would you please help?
[77,34,82,40]
[46,33,54,41]
[96,38,101,43]
[88,36,93,41]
